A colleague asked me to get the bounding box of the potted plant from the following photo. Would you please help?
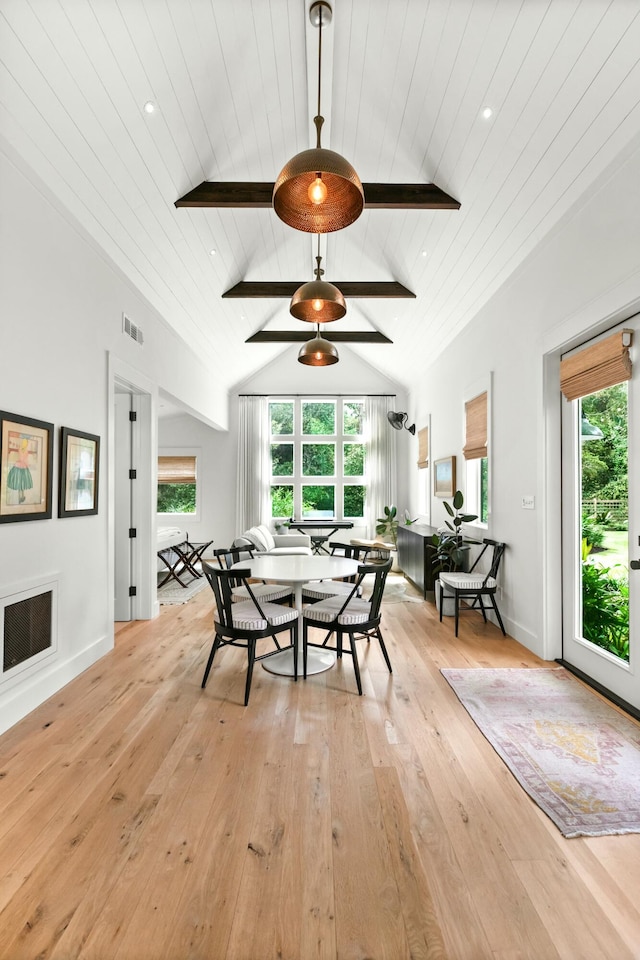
[376,505,399,549]
[431,490,479,614]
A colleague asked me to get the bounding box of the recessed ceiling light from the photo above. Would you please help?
[421,250,427,257]
[481,106,493,120]
[209,249,216,256]
[143,101,156,114]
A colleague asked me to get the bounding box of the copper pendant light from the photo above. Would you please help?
[297,324,340,365]
[273,1,364,234]
[290,235,346,322]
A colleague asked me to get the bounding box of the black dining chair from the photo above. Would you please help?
[213,546,294,605]
[437,538,506,638]
[301,541,364,603]
[302,559,392,695]
[201,561,298,705]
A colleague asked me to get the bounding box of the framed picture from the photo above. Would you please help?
[434,455,456,498]
[0,411,54,522]
[59,427,100,518]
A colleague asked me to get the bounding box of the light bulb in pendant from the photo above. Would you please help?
[308,175,327,205]
[312,298,323,312]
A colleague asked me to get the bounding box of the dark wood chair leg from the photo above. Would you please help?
[244,639,256,706]
[348,632,363,695]
[202,634,221,688]
[454,591,460,637]
[303,621,308,679]
[292,623,298,682]
[377,629,392,673]
[491,596,507,635]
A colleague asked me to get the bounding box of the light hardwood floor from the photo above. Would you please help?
[1,587,639,960]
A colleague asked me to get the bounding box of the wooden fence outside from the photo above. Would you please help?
[581,499,627,523]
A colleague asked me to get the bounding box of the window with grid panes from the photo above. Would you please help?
[268,398,366,521]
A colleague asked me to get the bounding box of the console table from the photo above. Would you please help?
[397,523,438,599]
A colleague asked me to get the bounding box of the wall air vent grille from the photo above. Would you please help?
[4,591,52,673]
[123,313,144,345]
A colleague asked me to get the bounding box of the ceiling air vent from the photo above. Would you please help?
[123,313,144,346]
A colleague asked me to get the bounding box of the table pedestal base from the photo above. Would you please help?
[262,646,336,677]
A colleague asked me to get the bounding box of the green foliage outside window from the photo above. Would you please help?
[302,443,335,476]
[343,402,363,435]
[581,384,628,504]
[344,443,364,476]
[302,402,335,435]
[270,402,294,435]
[271,484,293,517]
[271,443,293,476]
[157,483,196,514]
[581,542,629,661]
[302,485,335,516]
[344,485,365,518]
[480,457,488,523]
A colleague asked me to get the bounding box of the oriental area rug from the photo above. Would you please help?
[441,667,640,838]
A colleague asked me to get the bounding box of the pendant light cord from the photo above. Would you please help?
[315,5,323,147]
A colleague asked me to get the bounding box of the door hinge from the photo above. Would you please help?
[129,528,137,539]
[128,586,137,597]
[129,410,137,422]
[129,468,137,480]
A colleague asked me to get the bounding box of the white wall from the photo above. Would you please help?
[0,147,231,734]
[158,413,236,549]
[408,135,640,659]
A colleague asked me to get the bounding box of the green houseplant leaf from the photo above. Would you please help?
[430,489,479,573]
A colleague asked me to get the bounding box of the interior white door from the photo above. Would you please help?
[561,319,639,711]
[114,393,132,621]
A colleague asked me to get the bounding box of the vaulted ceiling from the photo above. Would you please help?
[2,1,639,393]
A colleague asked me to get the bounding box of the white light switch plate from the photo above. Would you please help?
[521,495,535,510]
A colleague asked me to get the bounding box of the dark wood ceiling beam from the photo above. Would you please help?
[175,181,460,210]
[223,281,414,299]
[362,183,460,209]
[246,331,392,344]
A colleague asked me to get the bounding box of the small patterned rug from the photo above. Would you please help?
[157,576,208,605]
[441,667,640,838]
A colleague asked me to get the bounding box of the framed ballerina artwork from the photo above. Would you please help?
[0,411,54,523]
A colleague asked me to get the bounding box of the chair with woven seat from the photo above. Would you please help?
[200,561,298,705]
[213,547,294,605]
[437,538,506,638]
[302,559,392,695]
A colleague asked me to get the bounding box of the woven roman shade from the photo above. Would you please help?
[157,455,196,484]
[463,392,487,460]
[560,329,633,402]
[417,427,429,469]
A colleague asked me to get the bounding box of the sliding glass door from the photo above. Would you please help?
[561,320,639,710]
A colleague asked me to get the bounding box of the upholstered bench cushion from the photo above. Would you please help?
[229,601,298,630]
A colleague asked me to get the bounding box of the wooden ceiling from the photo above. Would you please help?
[1,1,639,391]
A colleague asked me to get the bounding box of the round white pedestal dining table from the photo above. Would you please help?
[230,554,359,676]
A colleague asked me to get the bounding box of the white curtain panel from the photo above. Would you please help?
[236,396,269,533]
[365,396,397,538]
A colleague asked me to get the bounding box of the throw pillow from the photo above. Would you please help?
[258,524,276,551]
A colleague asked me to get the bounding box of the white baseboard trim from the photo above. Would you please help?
[0,633,113,736]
